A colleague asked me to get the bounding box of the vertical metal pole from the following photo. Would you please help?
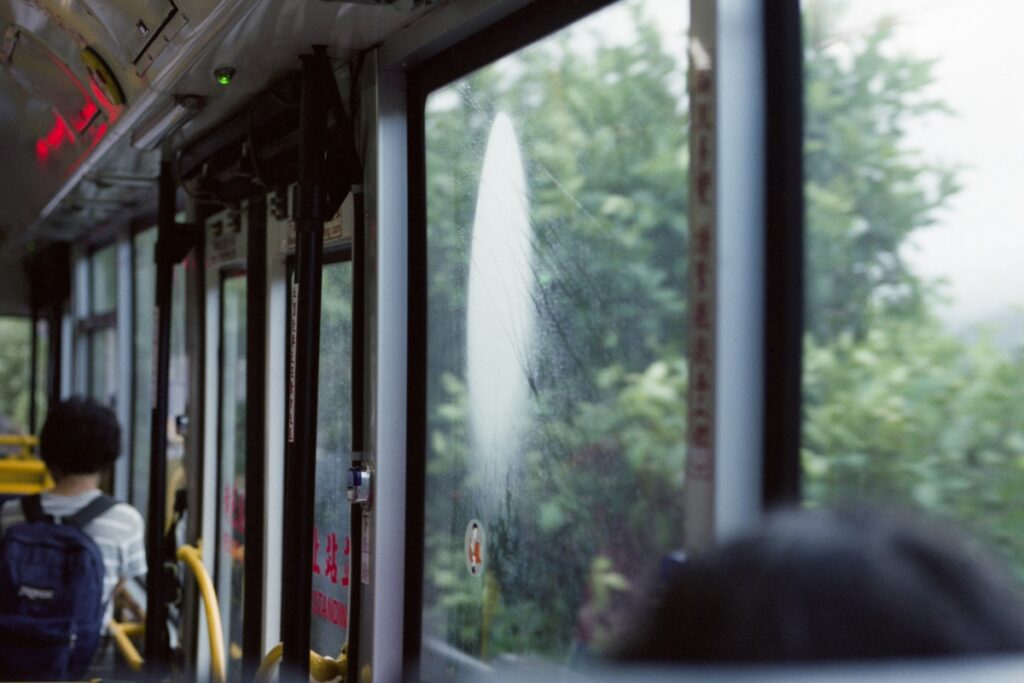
[47,304,62,410]
[29,306,38,434]
[242,195,268,680]
[762,0,804,506]
[145,158,175,670]
[282,47,328,680]
[348,185,365,676]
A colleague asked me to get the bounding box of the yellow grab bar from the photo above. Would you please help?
[255,642,347,682]
[108,620,145,672]
[0,434,38,451]
[178,543,227,683]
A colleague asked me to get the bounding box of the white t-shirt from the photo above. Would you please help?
[0,490,147,624]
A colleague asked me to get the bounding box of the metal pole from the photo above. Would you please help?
[761,0,804,505]
[282,47,328,681]
[347,185,365,676]
[47,303,62,409]
[145,158,176,671]
[242,195,268,681]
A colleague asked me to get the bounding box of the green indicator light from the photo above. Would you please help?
[214,66,235,86]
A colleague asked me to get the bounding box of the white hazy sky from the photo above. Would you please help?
[836,0,1024,330]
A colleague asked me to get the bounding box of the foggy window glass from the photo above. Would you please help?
[309,259,353,656]
[422,0,687,669]
[802,0,1024,576]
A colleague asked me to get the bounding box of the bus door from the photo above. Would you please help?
[201,207,248,681]
[285,202,356,663]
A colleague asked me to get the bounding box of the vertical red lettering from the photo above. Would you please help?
[325,533,339,584]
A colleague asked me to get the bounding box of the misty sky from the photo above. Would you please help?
[834,0,1024,330]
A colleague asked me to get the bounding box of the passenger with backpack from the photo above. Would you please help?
[0,397,146,681]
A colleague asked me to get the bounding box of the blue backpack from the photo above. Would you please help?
[0,494,116,681]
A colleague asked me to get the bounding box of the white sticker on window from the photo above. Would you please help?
[465,520,486,577]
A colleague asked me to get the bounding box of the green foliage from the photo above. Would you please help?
[804,2,960,343]
[423,0,687,664]
[422,0,1024,669]
[802,2,1024,578]
[0,317,41,433]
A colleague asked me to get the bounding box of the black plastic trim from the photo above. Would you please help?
[242,194,268,681]
[761,0,805,506]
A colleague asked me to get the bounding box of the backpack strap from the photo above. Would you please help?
[65,494,116,529]
[20,494,52,523]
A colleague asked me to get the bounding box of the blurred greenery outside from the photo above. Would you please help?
[422,0,1024,670]
[0,316,45,436]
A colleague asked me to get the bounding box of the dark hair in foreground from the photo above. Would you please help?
[40,396,121,476]
[617,507,1024,662]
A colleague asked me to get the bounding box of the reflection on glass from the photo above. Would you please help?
[422,0,687,668]
[310,261,353,655]
[217,274,246,681]
[802,0,1024,575]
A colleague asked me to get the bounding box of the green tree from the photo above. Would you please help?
[803,1,959,343]
[802,2,1024,578]
[423,0,687,661]
[0,316,40,433]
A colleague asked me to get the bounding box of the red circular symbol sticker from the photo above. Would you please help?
[465,519,486,577]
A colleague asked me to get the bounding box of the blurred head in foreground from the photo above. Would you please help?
[617,507,1024,662]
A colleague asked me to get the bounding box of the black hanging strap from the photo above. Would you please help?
[20,494,49,523]
[66,495,117,529]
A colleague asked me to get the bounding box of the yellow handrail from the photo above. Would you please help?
[254,642,283,682]
[0,457,53,494]
[108,620,145,672]
[0,436,37,456]
[178,543,227,683]
[255,642,347,682]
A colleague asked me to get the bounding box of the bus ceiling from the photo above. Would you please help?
[0,0,439,256]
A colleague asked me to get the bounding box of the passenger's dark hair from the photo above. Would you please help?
[39,396,121,476]
[616,507,1024,662]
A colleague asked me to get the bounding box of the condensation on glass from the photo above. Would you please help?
[309,260,353,656]
[421,0,687,669]
[217,273,246,681]
[802,0,1024,575]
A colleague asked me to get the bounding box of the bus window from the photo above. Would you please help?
[88,244,117,408]
[309,258,353,656]
[422,0,687,667]
[802,0,1024,576]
